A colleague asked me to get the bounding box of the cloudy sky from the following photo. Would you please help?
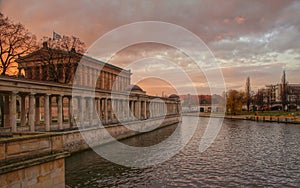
[1,0,300,95]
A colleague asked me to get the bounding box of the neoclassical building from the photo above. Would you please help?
[0,43,181,132]
[17,42,131,91]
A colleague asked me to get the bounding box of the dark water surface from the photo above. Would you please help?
[66,116,300,187]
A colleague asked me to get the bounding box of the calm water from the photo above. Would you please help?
[66,116,300,187]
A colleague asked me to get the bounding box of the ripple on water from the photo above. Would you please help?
[66,117,300,187]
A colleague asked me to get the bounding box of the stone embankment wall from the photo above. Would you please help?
[62,116,180,153]
[0,133,68,188]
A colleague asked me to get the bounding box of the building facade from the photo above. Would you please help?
[257,83,300,110]
[0,44,181,132]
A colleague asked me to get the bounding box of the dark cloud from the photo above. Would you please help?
[1,0,300,93]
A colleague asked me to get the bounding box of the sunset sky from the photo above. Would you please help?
[1,0,300,96]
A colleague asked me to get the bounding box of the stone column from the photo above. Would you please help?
[102,98,107,123]
[117,99,121,122]
[104,98,108,123]
[157,102,159,117]
[123,100,127,121]
[143,101,147,119]
[20,95,26,127]
[110,99,114,123]
[146,102,150,119]
[98,98,102,120]
[108,73,111,90]
[68,97,73,128]
[28,93,35,132]
[88,97,94,126]
[10,92,17,132]
[90,69,94,88]
[49,96,52,125]
[3,95,10,127]
[135,101,141,120]
[83,66,87,87]
[44,94,50,131]
[86,67,90,87]
[57,95,63,130]
[77,97,84,127]
[35,96,40,125]
[100,72,103,89]
[130,100,134,120]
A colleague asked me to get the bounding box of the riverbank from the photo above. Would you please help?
[184,112,300,124]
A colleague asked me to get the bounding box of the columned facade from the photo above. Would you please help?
[1,45,181,133]
[0,77,181,133]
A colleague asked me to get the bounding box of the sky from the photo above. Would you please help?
[1,0,300,96]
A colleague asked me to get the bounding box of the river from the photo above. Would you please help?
[66,116,300,187]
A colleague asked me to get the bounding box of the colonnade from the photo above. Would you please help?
[0,91,180,132]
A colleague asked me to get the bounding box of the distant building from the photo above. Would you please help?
[180,94,225,112]
[256,83,300,110]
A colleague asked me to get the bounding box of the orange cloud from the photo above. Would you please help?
[234,16,246,24]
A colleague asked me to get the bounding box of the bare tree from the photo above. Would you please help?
[0,12,37,75]
[245,76,251,111]
[35,35,85,84]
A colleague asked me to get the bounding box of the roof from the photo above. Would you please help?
[169,94,180,99]
[126,84,144,92]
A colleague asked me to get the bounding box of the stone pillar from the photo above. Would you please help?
[20,95,26,127]
[86,66,90,87]
[119,100,123,122]
[49,96,52,125]
[88,97,94,126]
[78,97,85,127]
[57,95,63,130]
[130,100,134,120]
[143,101,147,119]
[35,96,40,125]
[28,93,35,132]
[44,94,50,131]
[100,72,103,89]
[3,95,10,127]
[123,100,127,121]
[68,97,73,128]
[135,101,141,120]
[104,98,108,124]
[97,98,101,120]
[10,92,17,132]
[90,69,94,88]
[83,66,87,87]
[146,102,150,119]
[110,99,114,123]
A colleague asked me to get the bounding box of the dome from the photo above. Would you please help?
[126,84,144,92]
[169,94,180,99]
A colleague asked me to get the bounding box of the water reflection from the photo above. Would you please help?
[66,117,300,187]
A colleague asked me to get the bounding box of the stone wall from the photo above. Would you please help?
[0,157,65,188]
[0,133,68,188]
[62,116,180,153]
[0,133,63,161]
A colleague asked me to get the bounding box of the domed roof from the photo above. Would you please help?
[126,84,144,92]
[169,94,180,99]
